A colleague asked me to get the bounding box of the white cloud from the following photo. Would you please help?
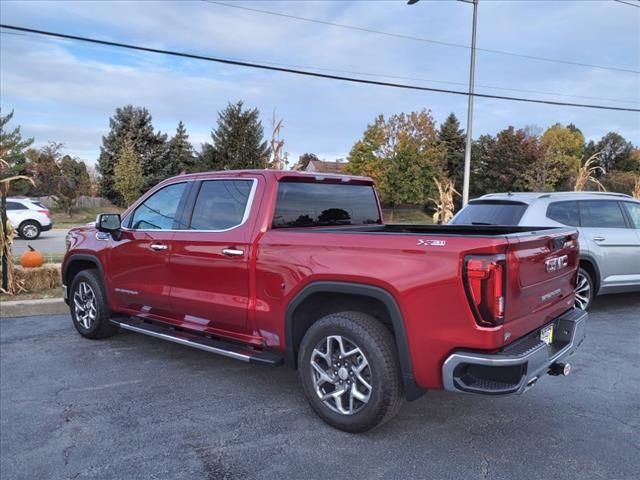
[0,0,638,167]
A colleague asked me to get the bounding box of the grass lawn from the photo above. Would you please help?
[0,286,63,302]
[51,206,123,229]
[382,208,433,224]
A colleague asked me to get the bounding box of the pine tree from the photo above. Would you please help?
[97,105,167,205]
[202,101,270,170]
[114,139,144,207]
[437,113,466,193]
[0,110,34,196]
[166,121,197,174]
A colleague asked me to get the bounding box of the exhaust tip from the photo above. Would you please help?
[549,362,571,377]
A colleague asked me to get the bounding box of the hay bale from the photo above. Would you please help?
[13,264,62,292]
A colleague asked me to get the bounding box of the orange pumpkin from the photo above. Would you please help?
[20,245,44,268]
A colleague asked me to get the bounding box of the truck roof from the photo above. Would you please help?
[169,169,374,184]
[476,191,633,204]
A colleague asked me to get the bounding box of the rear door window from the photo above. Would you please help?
[5,201,27,210]
[188,179,254,230]
[621,202,640,228]
[579,200,627,228]
[546,201,580,226]
[450,201,528,226]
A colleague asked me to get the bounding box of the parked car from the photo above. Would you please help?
[451,192,640,310]
[4,197,53,239]
[62,171,586,432]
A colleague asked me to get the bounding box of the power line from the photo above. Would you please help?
[613,0,640,8]
[1,24,638,113]
[204,0,640,75]
[3,30,636,106]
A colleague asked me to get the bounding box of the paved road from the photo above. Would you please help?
[12,228,69,256]
[1,294,639,480]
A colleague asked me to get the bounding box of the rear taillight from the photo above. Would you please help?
[463,254,506,327]
[37,209,50,218]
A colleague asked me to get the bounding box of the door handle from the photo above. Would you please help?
[593,236,606,242]
[150,243,168,251]
[222,248,244,257]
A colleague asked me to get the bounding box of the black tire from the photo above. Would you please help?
[575,267,594,311]
[18,220,41,240]
[69,269,118,339]
[298,311,403,433]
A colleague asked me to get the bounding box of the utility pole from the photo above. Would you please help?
[408,0,478,206]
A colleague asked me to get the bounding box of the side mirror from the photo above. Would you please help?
[96,213,121,233]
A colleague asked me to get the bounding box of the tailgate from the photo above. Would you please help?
[503,228,579,342]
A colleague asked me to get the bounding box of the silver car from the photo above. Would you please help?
[451,192,640,310]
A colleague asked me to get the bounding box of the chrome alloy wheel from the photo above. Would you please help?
[575,271,591,310]
[22,224,38,239]
[73,281,97,329]
[310,335,372,415]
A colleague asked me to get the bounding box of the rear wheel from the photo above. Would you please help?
[298,311,403,432]
[70,269,118,339]
[575,267,594,311]
[19,220,41,240]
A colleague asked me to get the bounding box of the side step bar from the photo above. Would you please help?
[110,316,283,367]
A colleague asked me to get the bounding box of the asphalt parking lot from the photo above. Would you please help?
[1,294,639,480]
[12,228,68,256]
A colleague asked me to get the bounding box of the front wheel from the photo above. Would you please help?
[70,269,118,339]
[298,311,403,433]
[575,267,594,311]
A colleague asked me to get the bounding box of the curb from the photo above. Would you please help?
[0,298,68,318]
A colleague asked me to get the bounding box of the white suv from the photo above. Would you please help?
[5,198,53,240]
[451,192,640,310]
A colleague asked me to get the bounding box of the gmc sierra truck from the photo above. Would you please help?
[62,170,587,432]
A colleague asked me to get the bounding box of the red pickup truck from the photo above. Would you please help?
[62,170,587,432]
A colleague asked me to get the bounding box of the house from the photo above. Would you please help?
[303,159,347,174]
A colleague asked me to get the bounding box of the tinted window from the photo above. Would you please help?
[189,180,254,230]
[130,183,186,230]
[273,182,381,228]
[451,201,528,226]
[5,202,27,210]
[579,200,627,228]
[622,202,640,228]
[546,201,580,226]
[32,201,47,209]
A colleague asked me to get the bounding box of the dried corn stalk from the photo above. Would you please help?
[574,153,606,192]
[429,177,459,224]
[633,176,640,200]
[1,158,35,294]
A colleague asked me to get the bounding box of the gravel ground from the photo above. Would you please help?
[1,293,639,480]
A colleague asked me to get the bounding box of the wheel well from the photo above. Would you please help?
[19,219,41,229]
[579,258,599,293]
[65,259,97,286]
[288,292,394,365]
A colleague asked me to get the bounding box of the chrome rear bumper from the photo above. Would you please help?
[442,308,587,395]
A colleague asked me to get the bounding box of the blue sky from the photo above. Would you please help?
[1,0,639,166]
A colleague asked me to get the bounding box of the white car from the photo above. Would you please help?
[5,197,53,240]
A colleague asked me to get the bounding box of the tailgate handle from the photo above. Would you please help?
[552,237,565,250]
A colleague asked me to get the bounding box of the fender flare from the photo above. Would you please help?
[62,254,108,304]
[285,281,425,400]
[579,254,601,293]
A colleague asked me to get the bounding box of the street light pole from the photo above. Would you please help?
[407,0,478,206]
[462,0,478,206]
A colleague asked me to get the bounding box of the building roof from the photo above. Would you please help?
[307,159,347,174]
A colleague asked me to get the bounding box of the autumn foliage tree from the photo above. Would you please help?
[346,110,445,206]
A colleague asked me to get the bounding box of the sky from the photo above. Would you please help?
[1,0,639,166]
